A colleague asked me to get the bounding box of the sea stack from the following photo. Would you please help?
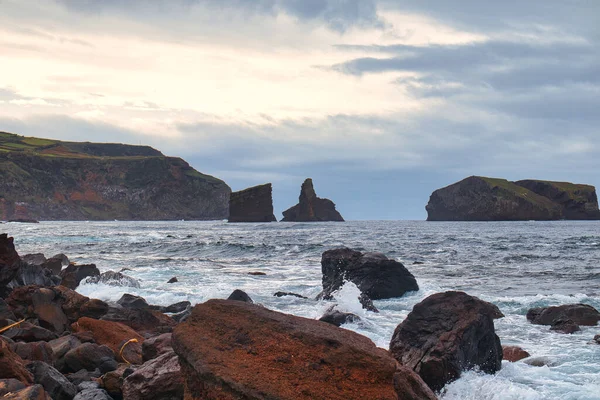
[426,176,600,221]
[228,183,277,223]
[281,179,344,222]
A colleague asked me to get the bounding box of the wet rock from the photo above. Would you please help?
[122,351,183,400]
[27,361,77,400]
[7,263,61,288]
[550,318,581,334]
[594,334,600,344]
[167,277,178,283]
[116,294,149,309]
[86,271,140,288]
[228,183,277,223]
[142,333,172,362]
[101,307,176,336]
[2,384,52,400]
[173,299,436,400]
[502,346,530,362]
[73,388,114,400]
[0,338,33,384]
[73,317,144,365]
[281,178,344,222]
[0,379,27,396]
[163,301,191,314]
[10,341,54,364]
[170,307,192,323]
[64,343,118,373]
[41,258,63,276]
[389,291,503,392]
[273,291,308,299]
[21,254,46,266]
[1,234,22,287]
[318,309,360,327]
[524,356,558,367]
[227,289,253,303]
[320,248,419,302]
[526,303,600,326]
[59,264,100,290]
[248,271,266,276]
[7,219,39,224]
[2,321,58,342]
[50,254,70,267]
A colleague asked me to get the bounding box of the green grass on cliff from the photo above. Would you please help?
[478,176,559,209]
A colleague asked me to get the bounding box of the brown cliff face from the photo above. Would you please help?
[0,132,230,221]
[281,179,344,222]
[426,176,600,221]
[228,183,276,222]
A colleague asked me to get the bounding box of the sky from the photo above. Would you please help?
[1,0,598,220]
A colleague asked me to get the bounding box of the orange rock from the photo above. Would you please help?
[73,317,143,364]
[502,346,530,362]
[173,299,436,400]
[0,338,33,384]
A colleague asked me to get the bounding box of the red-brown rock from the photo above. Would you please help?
[173,299,436,400]
[526,303,600,326]
[142,333,172,362]
[389,291,503,392]
[73,317,144,364]
[0,338,33,384]
[502,346,530,362]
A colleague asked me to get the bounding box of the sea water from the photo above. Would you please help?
[5,220,600,399]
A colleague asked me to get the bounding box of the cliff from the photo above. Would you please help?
[426,176,600,221]
[0,131,230,220]
[228,183,277,223]
[281,178,344,222]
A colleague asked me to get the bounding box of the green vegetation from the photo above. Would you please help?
[478,176,559,209]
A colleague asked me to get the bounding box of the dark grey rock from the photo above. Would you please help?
[227,289,253,303]
[27,361,77,400]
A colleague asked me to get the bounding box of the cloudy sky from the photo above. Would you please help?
[1,1,598,220]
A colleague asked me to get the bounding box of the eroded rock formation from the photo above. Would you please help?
[282,178,344,222]
[228,183,277,222]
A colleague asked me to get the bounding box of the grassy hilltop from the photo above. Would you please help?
[0,131,230,221]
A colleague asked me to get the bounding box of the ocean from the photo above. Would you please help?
[5,220,600,399]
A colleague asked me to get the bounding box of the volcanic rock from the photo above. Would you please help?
[594,334,600,344]
[10,341,54,364]
[63,343,118,373]
[86,271,140,288]
[72,317,144,365]
[21,254,46,266]
[73,388,114,400]
[0,234,21,288]
[318,309,360,327]
[320,248,418,302]
[142,333,173,362]
[50,254,70,267]
[7,263,61,288]
[228,183,277,222]
[227,289,253,303]
[502,346,530,362]
[426,176,600,221]
[59,264,100,290]
[27,361,77,400]
[526,303,600,326]
[116,294,149,309]
[100,307,176,335]
[48,336,83,371]
[550,318,581,334]
[99,364,135,399]
[167,277,178,283]
[173,299,436,400]
[122,351,183,400]
[281,178,344,222]
[0,338,33,384]
[273,291,308,299]
[1,298,16,320]
[389,291,504,392]
[0,379,27,396]
[2,322,58,343]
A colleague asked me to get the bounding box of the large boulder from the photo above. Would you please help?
[228,183,277,223]
[122,351,183,400]
[0,338,33,384]
[0,234,21,288]
[63,343,118,373]
[48,335,82,372]
[142,333,173,362]
[101,307,176,335]
[86,271,140,288]
[281,178,344,222]
[320,248,419,301]
[73,317,144,365]
[389,291,503,392]
[59,264,100,290]
[173,299,436,400]
[10,341,54,364]
[116,294,149,309]
[526,303,600,326]
[1,322,58,343]
[7,263,61,288]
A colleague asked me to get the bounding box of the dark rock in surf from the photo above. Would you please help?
[117,294,149,309]
[273,291,308,299]
[281,178,344,222]
[167,277,178,283]
[320,248,418,303]
[59,263,100,290]
[550,318,580,334]
[21,254,46,266]
[227,289,253,303]
[502,346,530,362]
[594,334,600,344]
[8,219,39,224]
[318,309,360,327]
[389,291,503,392]
[526,303,600,326]
[228,183,277,223]
[86,271,140,288]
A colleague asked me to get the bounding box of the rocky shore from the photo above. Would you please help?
[2,232,599,399]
